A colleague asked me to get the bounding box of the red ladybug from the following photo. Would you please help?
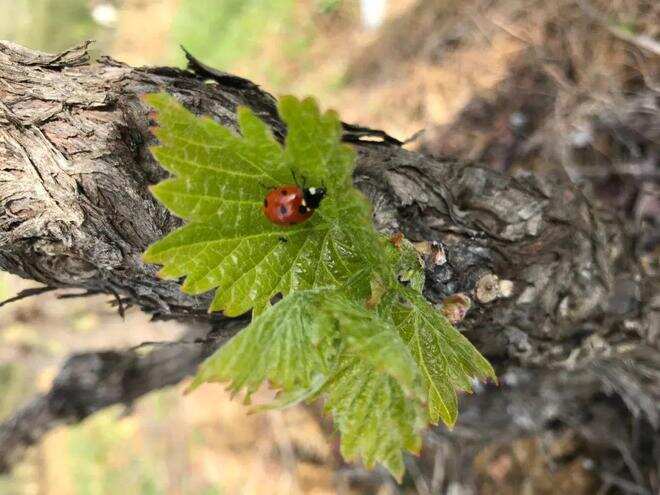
[263,184,326,226]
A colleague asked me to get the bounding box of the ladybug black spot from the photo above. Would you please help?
[281,189,287,195]
[264,198,268,207]
[279,205,288,215]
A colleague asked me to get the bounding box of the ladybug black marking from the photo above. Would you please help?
[303,187,326,209]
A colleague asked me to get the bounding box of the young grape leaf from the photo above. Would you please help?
[142,94,382,316]
[391,290,497,426]
[320,295,422,394]
[189,288,426,478]
[190,289,421,400]
[324,357,424,481]
[386,236,426,293]
[279,96,355,189]
[143,92,497,480]
[189,290,335,399]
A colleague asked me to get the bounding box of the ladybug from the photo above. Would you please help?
[263,184,326,226]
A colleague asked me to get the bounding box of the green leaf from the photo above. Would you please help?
[188,290,336,400]
[191,289,422,400]
[381,237,495,427]
[142,93,381,316]
[143,92,496,480]
[321,295,422,395]
[386,236,426,293]
[190,289,426,478]
[279,96,355,189]
[324,358,424,481]
[392,290,496,427]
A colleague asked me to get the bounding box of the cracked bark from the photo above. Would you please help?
[0,41,657,492]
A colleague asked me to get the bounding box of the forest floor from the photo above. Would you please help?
[1,0,657,494]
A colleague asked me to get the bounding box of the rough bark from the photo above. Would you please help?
[0,41,657,492]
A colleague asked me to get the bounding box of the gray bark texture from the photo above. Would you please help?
[0,41,658,493]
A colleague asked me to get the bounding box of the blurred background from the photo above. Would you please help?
[0,0,657,494]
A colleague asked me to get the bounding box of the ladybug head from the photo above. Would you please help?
[303,186,326,209]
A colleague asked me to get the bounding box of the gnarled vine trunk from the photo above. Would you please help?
[0,41,657,493]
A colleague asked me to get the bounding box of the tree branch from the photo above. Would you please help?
[0,320,245,472]
[0,41,657,490]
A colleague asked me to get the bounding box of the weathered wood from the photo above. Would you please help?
[0,41,657,491]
